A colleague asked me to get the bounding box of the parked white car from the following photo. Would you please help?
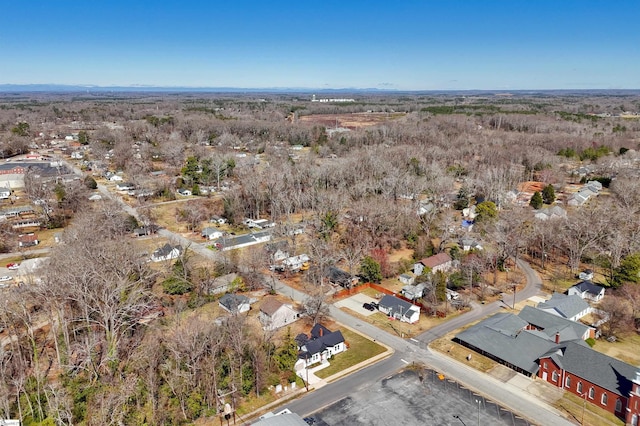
[0,276,13,282]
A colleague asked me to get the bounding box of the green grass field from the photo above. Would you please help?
[313,328,387,379]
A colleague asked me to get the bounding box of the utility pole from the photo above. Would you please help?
[512,284,517,310]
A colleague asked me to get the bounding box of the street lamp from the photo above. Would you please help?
[475,399,481,426]
[452,415,467,426]
[580,391,587,425]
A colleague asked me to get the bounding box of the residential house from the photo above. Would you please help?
[378,295,420,324]
[538,341,640,424]
[212,230,271,251]
[18,233,39,247]
[413,252,453,276]
[568,280,605,303]
[282,254,310,272]
[325,266,358,288]
[459,237,483,251]
[401,283,426,301]
[259,297,299,331]
[398,273,415,285]
[201,227,224,240]
[207,273,240,295]
[150,243,181,262]
[218,293,250,314]
[536,293,592,321]
[454,306,595,377]
[133,225,158,237]
[115,182,135,191]
[578,269,595,281]
[209,215,227,225]
[534,206,567,221]
[108,174,123,182]
[0,186,10,199]
[177,188,192,196]
[296,324,346,367]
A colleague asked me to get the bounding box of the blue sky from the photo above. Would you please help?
[1,0,639,90]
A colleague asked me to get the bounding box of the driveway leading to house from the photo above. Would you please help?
[333,293,378,317]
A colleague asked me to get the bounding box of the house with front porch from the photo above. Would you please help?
[568,280,605,302]
[413,252,453,276]
[296,324,345,367]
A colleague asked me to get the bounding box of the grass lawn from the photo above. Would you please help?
[313,328,387,379]
[590,332,640,365]
[430,334,497,373]
[554,391,624,426]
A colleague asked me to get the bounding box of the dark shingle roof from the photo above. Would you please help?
[379,295,417,319]
[572,280,604,296]
[219,293,249,312]
[454,312,555,375]
[546,341,638,396]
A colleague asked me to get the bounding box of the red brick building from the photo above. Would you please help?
[538,341,640,424]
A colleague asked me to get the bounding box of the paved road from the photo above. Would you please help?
[275,263,573,426]
[64,160,571,425]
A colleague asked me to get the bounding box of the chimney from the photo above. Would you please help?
[555,332,561,344]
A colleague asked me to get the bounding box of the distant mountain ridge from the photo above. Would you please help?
[0,84,638,96]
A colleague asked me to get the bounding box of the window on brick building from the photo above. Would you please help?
[589,387,595,399]
[577,382,583,393]
[552,371,558,382]
[601,393,608,405]
[616,399,622,412]
[565,376,571,388]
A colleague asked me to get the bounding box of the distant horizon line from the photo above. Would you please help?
[1,83,639,94]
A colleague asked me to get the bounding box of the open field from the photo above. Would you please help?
[298,112,406,129]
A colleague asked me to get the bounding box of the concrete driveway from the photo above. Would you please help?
[334,293,379,316]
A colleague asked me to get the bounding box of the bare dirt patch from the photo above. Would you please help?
[298,112,406,129]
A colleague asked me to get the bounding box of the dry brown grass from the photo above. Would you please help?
[430,336,498,373]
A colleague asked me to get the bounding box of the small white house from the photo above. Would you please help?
[0,187,11,199]
[219,293,250,314]
[568,280,605,303]
[109,174,124,182]
[282,254,310,272]
[151,244,181,262]
[399,273,415,285]
[259,297,299,331]
[378,295,420,324]
[201,227,224,240]
[177,188,192,196]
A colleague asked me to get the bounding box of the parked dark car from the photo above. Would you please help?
[362,303,376,311]
[303,417,316,425]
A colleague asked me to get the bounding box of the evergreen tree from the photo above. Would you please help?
[542,184,556,204]
[530,191,543,209]
[360,256,382,283]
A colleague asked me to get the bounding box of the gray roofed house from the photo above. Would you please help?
[401,283,426,300]
[568,280,605,302]
[150,243,182,262]
[454,312,559,376]
[218,293,250,314]
[536,292,592,321]
[297,324,346,367]
[252,412,309,426]
[378,294,420,324]
[518,305,594,341]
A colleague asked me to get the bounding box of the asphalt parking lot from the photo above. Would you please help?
[305,369,533,426]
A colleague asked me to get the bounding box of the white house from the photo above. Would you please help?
[109,174,124,182]
[536,293,592,321]
[151,243,181,262]
[296,324,346,367]
[568,280,605,303]
[0,186,11,199]
[219,293,251,314]
[259,297,299,331]
[378,295,420,324]
[201,227,224,240]
[398,273,415,285]
[282,254,310,272]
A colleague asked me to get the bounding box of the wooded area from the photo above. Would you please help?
[1,91,640,425]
